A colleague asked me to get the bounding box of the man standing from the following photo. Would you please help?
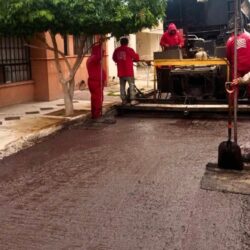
[160,23,184,51]
[87,43,115,124]
[112,37,140,105]
[226,30,250,98]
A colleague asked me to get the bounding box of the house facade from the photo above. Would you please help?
[0,34,108,108]
[0,24,161,108]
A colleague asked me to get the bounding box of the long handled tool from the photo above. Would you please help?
[233,0,239,144]
[217,0,243,171]
[218,82,243,170]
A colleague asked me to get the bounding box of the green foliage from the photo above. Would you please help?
[0,0,166,37]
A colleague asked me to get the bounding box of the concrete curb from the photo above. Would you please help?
[0,123,64,160]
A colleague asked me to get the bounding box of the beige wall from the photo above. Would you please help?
[0,81,34,107]
[30,38,50,101]
[136,32,162,60]
[136,22,163,60]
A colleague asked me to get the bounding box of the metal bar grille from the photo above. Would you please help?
[0,36,31,84]
[73,35,93,55]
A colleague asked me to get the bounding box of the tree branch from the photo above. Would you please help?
[70,44,90,79]
[35,33,72,72]
[49,31,67,85]
[69,38,100,81]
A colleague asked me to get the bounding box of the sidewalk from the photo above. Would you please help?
[0,67,154,159]
[0,90,122,159]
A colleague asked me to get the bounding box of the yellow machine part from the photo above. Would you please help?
[153,58,230,79]
[153,58,230,96]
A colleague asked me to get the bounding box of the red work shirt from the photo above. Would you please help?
[160,23,184,48]
[87,45,107,82]
[226,32,250,77]
[112,45,139,77]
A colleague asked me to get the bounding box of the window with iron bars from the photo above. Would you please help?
[0,37,31,84]
[73,35,94,55]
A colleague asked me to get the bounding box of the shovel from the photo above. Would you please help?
[218,0,243,171]
[218,82,243,170]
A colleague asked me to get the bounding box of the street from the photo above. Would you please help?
[0,116,249,250]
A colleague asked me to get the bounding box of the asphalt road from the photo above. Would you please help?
[0,117,249,250]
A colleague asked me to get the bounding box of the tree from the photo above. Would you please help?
[0,0,166,115]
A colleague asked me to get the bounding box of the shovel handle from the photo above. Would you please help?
[225,82,235,94]
[225,82,234,142]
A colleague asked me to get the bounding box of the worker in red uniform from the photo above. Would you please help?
[226,30,250,98]
[160,23,184,51]
[87,43,115,124]
[112,37,140,105]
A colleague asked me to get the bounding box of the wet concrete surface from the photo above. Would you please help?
[0,117,249,250]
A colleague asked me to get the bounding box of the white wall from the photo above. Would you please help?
[107,36,117,80]
[136,32,162,60]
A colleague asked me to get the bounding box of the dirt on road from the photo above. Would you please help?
[0,117,249,250]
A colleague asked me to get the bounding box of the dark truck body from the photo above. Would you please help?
[165,0,234,43]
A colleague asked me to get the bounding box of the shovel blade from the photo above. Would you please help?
[218,141,243,170]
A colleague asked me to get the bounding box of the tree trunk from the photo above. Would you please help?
[49,32,75,116]
[69,78,75,100]
[62,81,74,116]
[48,32,90,116]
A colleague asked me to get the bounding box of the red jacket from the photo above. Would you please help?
[226,32,250,76]
[112,45,139,77]
[160,23,184,48]
[87,44,107,82]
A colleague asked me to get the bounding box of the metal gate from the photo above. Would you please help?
[0,37,31,84]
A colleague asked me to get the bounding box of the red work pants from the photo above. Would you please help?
[88,79,104,119]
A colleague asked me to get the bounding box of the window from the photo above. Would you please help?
[0,37,31,84]
[63,35,69,55]
[73,35,93,55]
